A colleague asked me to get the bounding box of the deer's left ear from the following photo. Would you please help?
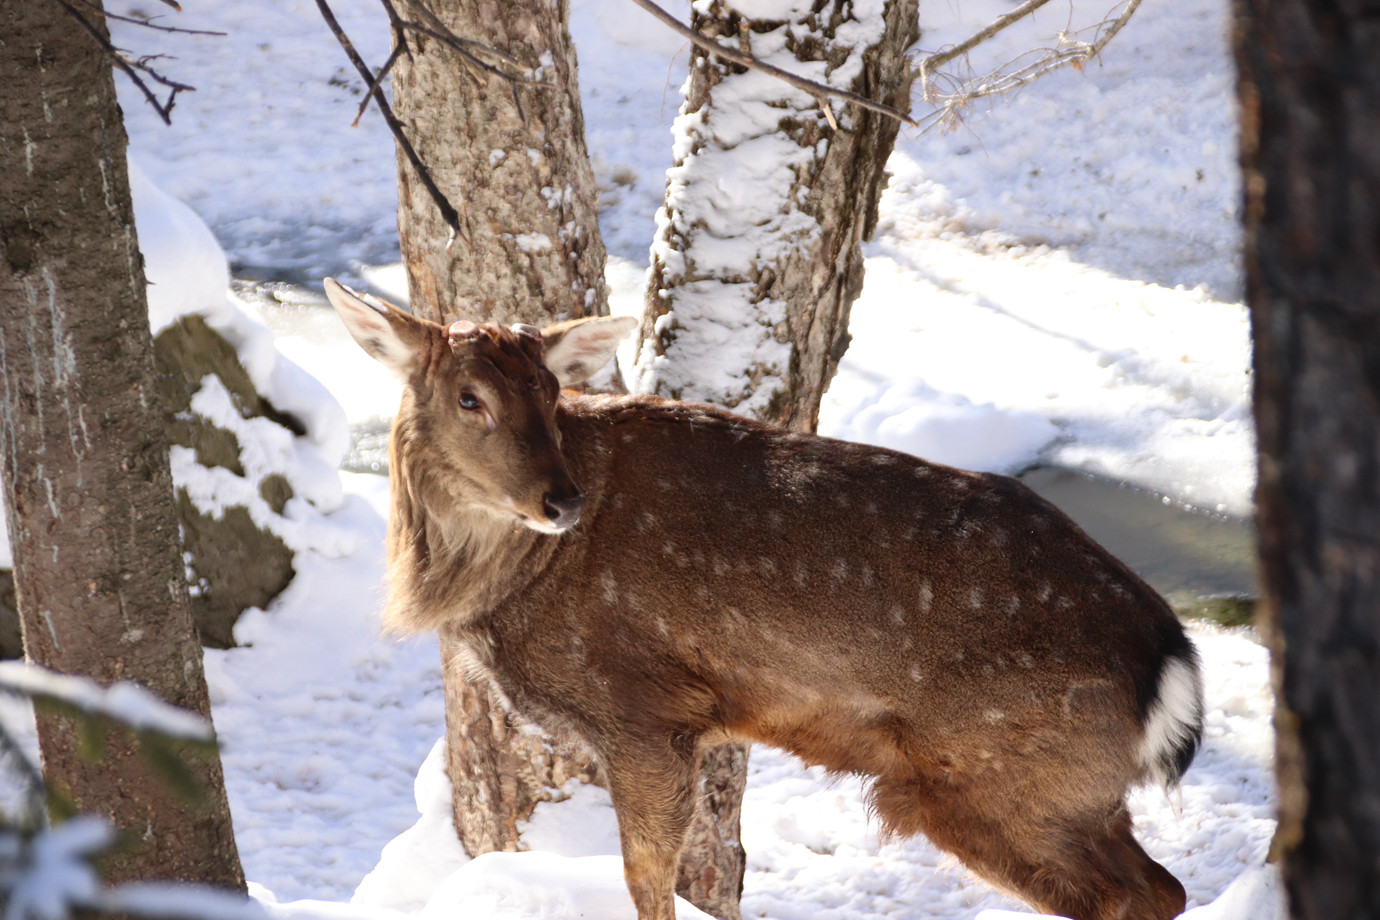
[540,315,638,387]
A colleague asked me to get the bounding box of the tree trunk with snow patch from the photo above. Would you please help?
[389,0,615,861]
[634,3,918,915]
[635,0,919,432]
[390,0,607,326]
[0,0,244,889]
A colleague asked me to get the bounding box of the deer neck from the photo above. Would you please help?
[382,449,551,634]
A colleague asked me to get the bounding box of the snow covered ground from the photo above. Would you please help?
[6,0,1280,918]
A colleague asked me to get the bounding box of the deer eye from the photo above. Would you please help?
[459,392,482,411]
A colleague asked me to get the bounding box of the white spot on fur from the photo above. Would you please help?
[831,558,848,582]
[889,605,906,624]
[600,571,618,606]
[918,581,934,613]
[968,586,984,609]
[909,664,923,682]
[984,709,1005,722]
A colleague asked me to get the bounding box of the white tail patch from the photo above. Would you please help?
[1138,653,1204,789]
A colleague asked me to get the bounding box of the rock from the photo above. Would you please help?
[0,313,303,656]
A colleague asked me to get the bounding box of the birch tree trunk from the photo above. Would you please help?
[634,3,918,914]
[1237,0,1380,915]
[0,0,244,889]
[388,0,609,857]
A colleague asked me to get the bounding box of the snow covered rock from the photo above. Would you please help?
[132,159,351,647]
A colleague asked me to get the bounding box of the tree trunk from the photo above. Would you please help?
[0,0,244,891]
[390,0,611,858]
[633,4,918,914]
[635,0,919,431]
[391,0,607,326]
[1236,1,1380,916]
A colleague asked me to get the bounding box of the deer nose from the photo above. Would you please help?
[543,491,584,531]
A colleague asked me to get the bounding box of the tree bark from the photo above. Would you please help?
[0,0,244,890]
[634,4,918,914]
[1236,0,1380,916]
[391,0,607,326]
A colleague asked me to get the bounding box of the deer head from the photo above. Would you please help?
[322,278,635,534]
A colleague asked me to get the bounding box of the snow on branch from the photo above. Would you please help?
[0,662,211,743]
[2,818,266,920]
[916,0,1143,132]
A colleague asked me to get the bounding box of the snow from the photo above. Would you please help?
[0,0,1283,917]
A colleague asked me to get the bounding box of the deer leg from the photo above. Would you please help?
[601,738,700,920]
[873,774,1185,920]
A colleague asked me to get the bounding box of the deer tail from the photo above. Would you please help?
[1137,641,1205,791]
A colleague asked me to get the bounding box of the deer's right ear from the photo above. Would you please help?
[323,277,422,378]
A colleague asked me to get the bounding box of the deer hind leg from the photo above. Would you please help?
[601,739,700,920]
[871,775,1186,920]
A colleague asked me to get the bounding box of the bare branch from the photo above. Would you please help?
[52,0,192,124]
[403,0,528,74]
[626,0,918,128]
[387,0,535,121]
[351,42,406,128]
[314,0,468,248]
[69,0,226,35]
[919,0,1054,75]
[916,0,1142,131]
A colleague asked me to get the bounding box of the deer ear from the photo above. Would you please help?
[323,277,425,378]
[540,315,638,387]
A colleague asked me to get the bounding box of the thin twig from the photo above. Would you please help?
[627,0,917,128]
[918,0,1142,130]
[351,42,406,128]
[403,0,528,73]
[52,0,191,124]
[919,0,1054,75]
[389,0,533,121]
[70,0,226,35]
[315,0,467,248]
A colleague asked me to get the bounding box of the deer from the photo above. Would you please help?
[323,277,1204,920]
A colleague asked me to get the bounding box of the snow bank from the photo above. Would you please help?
[130,157,353,558]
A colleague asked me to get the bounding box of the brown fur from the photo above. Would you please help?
[323,281,1198,920]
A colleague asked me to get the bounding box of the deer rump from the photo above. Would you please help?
[323,279,1202,920]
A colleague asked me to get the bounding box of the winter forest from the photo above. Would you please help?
[1,0,1378,919]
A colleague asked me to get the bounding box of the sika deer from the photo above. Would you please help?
[324,277,1203,920]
